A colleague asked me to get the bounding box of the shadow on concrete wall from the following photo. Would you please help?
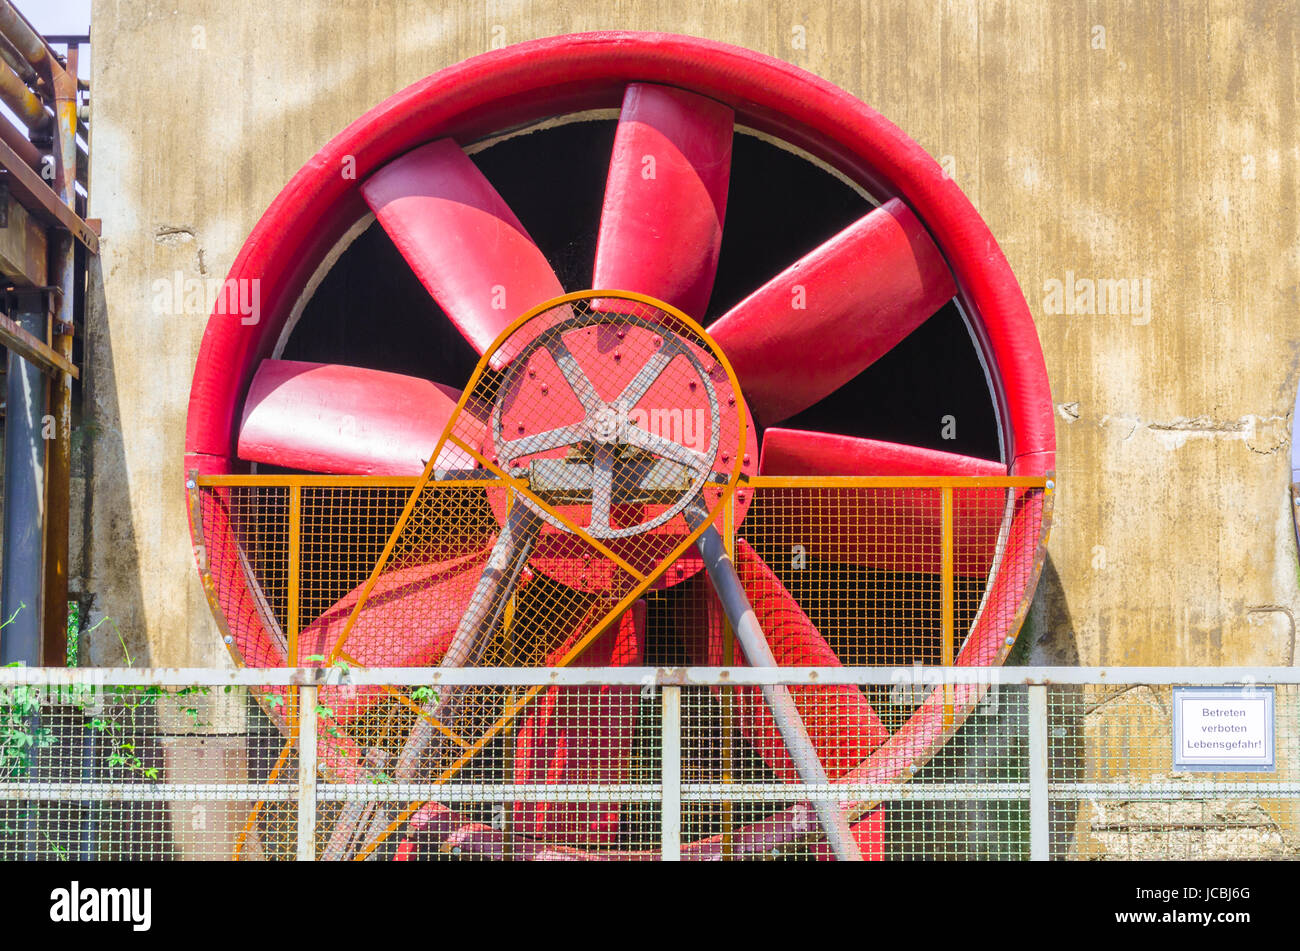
[80,253,148,665]
[885,554,1083,859]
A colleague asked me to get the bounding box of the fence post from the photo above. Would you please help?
[661,683,681,861]
[1028,683,1048,861]
[297,683,318,861]
[287,484,301,665]
[940,485,955,728]
[721,492,735,858]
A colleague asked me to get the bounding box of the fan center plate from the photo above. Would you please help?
[478,293,757,588]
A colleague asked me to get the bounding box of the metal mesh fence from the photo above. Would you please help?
[0,682,294,860]
[1049,684,1300,860]
[2,669,1296,861]
[190,474,1049,790]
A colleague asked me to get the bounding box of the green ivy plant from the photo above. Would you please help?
[1,607,213,783]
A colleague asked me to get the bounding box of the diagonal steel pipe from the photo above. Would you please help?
[685,505,863,862]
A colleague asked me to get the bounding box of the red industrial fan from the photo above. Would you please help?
[185,32,1055,860]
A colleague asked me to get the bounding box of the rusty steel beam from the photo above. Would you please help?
[41,289,72,665]
[0,308,76,378]
[0,136,98,253]
[41,43,79,666]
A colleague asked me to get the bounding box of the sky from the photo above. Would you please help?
[13,0,91,76]
[13,0,90,36]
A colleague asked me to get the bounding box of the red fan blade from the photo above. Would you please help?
[729,540,890,782]
[760,428,1005,572]
[362,139,563,368]
[760,428,1004,478]
[513,602,647,847]
[592,83,732,318]
[303,550,498,723]
[237,359,480,475]
[709,198,955,425]
[683,546,889,781]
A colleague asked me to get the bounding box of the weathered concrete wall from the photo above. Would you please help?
[85,0,1300,667]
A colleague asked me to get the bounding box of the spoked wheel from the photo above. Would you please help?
[186,32,1055,860]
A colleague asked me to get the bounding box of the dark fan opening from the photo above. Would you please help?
[279,118,999,462]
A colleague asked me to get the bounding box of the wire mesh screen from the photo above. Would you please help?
[739,480,1046,669]
[1049,684,1300,860]
[192,480,1048,663]
[356,682,666,861]
[672,681,1031,860]
[0,682,293,860]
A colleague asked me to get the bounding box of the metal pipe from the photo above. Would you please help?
[940,485,955,727]
[1027,684,1049,861]
[660,685,682,860]
[687,507,863,861]
[0,3,50,70]
[0,111,43,170]
[296,684,318,861]
[0,27,36,88]
[1,294,46,666]
[8,778,1300,805]
[0,56,46,130]
[51,45,75,200]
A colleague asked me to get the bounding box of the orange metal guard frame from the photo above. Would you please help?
[184,33,1055,860]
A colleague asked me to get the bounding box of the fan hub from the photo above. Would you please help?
[491,307,726,537]
[476,292,755,586]
[586,405,623,444]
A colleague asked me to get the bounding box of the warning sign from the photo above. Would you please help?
[1172,686,1275,772]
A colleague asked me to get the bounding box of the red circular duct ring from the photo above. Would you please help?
[185,31,1055,860]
